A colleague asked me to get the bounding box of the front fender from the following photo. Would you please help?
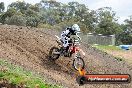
[79,49,85,57]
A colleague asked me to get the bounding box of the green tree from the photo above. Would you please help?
[29,4,40,12]
[117,30,132,45]
[0,2,5,13]
[95,7,122,35]
[116,16,132,45]
[8,1,30,14]
[38,0,61,25]
[26,16,40,27]
[0,8,16,24]
[124,15,132,31]
[5,15,26,26]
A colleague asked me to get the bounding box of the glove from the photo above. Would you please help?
[78,36,81,41]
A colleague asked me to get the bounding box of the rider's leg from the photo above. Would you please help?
[63,40,69,52]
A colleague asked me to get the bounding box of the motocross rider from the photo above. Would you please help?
[60,24,81,54]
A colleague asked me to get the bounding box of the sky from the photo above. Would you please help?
[0,0,132,24]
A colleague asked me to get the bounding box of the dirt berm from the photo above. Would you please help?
[0,25,132,88]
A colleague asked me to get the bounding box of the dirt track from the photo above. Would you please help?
[0,25,132,88]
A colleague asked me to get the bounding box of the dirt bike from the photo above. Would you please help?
[49,35,85,71]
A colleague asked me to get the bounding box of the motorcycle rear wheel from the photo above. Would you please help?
[49,47,60,61]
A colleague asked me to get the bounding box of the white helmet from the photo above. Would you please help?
[72,24,80,33]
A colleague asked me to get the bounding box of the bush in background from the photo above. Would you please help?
[5,15,26,26]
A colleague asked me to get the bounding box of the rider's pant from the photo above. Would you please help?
[61,38,69,48]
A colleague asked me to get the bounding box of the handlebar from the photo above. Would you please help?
[55,35,81,46]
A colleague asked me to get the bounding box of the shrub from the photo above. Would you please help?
[26,16,39,27]
[37,23,52,29]
[5,15,26,26]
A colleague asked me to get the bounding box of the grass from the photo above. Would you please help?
[0,59,62,88]
[92,45,122,51]
[92,45,132,63]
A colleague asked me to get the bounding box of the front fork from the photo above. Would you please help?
[74,50,85,60]
[73,51,80,59]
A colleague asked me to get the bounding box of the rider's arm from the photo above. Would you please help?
[61,29,70,39]
[60,31,65,39]
[76,33,81,41]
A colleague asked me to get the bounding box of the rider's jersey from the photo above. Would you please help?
[61,27,81,47]
[61,27,79,39]
[66,27,76,37]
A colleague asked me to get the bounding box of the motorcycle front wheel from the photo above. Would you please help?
[73,57,85,71]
